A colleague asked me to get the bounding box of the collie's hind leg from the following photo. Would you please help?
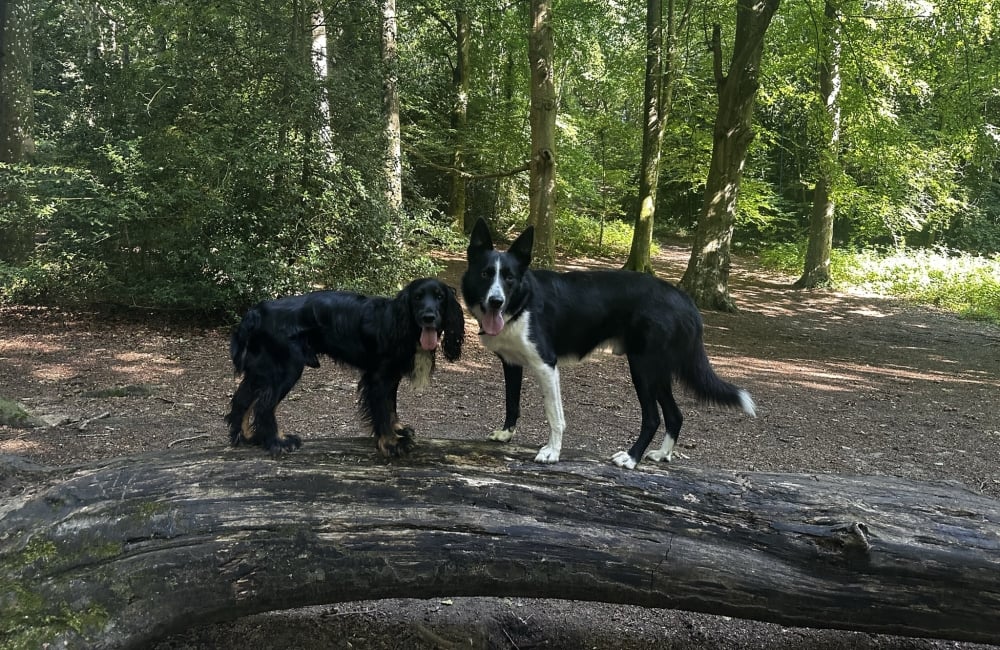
[644,382,683,463]
[612,355,662,469]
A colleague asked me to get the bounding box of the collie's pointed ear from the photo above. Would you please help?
[509,226,534,268]
[442,285,465,362]
[467,218,494,260]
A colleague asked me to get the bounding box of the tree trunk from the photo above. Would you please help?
[526,0,557,269]
[3,438,1000,649]
[623,0,664,274]
[381,0,403,212]
[310,6,334,163]
[0,0,34,163]
[624,0,690,274]
[794,0,841,289]
[680,0,781,311]
[449,8,471,234]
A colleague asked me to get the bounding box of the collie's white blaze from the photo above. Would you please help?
[486,258,506,306]
[644,436,675,463]
[739,389,757,417]
[479,310,564,463]
[409,348,434,392]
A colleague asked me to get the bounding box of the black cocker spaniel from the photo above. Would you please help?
[225,278,464,457]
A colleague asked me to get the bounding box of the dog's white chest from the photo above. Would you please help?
[479,311,544,368]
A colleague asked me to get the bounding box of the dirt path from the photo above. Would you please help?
[2,245,998,649]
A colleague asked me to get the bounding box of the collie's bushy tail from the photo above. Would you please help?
[676,335,756,416]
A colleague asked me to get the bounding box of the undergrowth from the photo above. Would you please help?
[760,244,1000,324]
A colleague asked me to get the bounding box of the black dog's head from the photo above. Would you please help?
[401,277,464,362]
[462,218,533,337]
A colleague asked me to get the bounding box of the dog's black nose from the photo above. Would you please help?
[420,312,437,325]
[487,297,504,310]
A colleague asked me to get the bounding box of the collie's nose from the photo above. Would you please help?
[487,297,504,310]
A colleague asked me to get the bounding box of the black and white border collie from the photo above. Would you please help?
[461,218,755,469]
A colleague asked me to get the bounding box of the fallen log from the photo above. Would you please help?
[1,438,999,649]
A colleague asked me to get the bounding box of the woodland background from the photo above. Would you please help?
[0,0,998,319]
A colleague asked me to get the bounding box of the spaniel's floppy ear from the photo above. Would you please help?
[442,284,465,362]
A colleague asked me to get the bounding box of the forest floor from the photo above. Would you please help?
[2,244,1000,649]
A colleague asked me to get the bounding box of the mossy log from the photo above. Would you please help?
[2,437,999,649]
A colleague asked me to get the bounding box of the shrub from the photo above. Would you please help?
[760,243,1000,324]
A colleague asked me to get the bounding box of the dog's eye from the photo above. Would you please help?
[481,269,492,279]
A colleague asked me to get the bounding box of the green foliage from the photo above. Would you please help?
[760,243,1000,324]
[555,212,646,258]
[2,0,434,315]
[5,0,1000,318]
[834,248,1000,323]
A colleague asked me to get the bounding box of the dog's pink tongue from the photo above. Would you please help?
[481,309,505,336]
[420,327,440,351]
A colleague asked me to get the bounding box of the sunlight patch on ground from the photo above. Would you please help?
[0,437,41,453]
[846,307,891,318]
[110,352,184,379]
[0,337,67,355]
[724,356,1000,393]
[32,364,79,382]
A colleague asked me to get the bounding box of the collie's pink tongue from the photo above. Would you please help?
[482,309,505,336]
[420,327,440,351]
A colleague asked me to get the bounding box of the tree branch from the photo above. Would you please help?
[409,147,530,180]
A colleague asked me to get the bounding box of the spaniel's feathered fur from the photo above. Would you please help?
[225,278,464,456]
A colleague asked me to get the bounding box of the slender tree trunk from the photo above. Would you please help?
[624,0,664,274]
[0,0,34,163]
[681,0,781,311]
[449,8,471,233]
[310,6,335,163]
[381,0,403,212]
[526,0,557,269]
[794,0,841,289]
[624,0,690,273]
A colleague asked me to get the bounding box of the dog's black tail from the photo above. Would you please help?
[676,334,756,417]
[229,308,262,376]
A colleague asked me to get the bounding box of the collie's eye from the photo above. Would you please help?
[481,269,492,279]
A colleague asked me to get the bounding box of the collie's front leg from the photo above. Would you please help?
[532,363,564,463]
[489,360,523,442]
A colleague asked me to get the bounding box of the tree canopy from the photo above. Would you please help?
[1,0,997,314]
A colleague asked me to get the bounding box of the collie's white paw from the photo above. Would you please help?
[611,451,638,469]
[534,445,560,463]
[643,449,673,463]
[488,428,515,442]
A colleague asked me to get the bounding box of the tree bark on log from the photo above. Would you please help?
[2,438,999,649]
